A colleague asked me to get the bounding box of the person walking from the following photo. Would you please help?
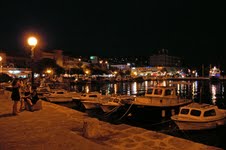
[11,78,21,115]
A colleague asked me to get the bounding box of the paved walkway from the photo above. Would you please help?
[0,90,222,150]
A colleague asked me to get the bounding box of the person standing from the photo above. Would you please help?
[19,79,25,112]
[11,78,21,115]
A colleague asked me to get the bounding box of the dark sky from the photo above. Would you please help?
[0,1,226,67]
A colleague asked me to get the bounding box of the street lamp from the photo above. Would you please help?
[27,36,38,89]
[0,56,2,73]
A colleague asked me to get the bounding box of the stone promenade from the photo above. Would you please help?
[0,90,222,150]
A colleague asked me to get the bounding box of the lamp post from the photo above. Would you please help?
[0,56,2,73]
[27,36,37,89]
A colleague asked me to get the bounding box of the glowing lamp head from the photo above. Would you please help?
[28,37,37,46]
[0,56,2,61]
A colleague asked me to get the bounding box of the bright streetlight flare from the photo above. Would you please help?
[27,37,38,47]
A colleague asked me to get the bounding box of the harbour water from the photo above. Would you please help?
[58,79,226,149]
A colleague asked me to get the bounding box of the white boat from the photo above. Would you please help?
[72,92,105,109]
[80,94,118,110]
[125,86,193,117]
[45,89,81,102]
[171,102,226,130]
[100,95,135,113]
[81,100,102,110]
[133,86,192,107]
[36,85,51,99]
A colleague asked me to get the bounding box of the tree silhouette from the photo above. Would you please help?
[34,58,65,75]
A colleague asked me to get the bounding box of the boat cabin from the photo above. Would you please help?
[178,103,224,119]
[171,102,226,130]
[145,86,177,98]
[133,86,192,107]
[80,92,102,99]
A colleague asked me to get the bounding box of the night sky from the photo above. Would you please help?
[0,1,225,67]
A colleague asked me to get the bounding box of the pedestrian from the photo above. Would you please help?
[21,82,32,111]
[11,78,21,115]
[19,78,25,112]
[25,86,39,111]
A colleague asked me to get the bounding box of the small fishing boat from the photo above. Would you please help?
[124,86,193,118]
[100,95,135,113]
[171,102,226,130]
[45,89,81,103]
[72,92,108,109]
[209,66,221,83]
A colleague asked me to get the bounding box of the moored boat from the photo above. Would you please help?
[171,102,226,130]
[100,95,135,113]
[209,66,221,83]
[72,92,109,109]
[124,86,193,118]
[45,89,81,103]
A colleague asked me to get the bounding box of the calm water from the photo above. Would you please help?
[60,80,226,149]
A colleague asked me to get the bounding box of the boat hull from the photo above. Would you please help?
[172,118,226,130]
[100,102,121,113]
[47,97,73,102]
[81,101,100,109]
[124,99,193,118]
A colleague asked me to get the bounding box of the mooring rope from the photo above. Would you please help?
[117,102,134,121]
[103,106,121,118]
[147,119,172,126]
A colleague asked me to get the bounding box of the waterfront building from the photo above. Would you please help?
[0,48,186,78]
[149,49,182,67]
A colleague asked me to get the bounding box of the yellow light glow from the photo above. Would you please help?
[46,69,52,74]
[0,56,2,61]
[28,37,38,46]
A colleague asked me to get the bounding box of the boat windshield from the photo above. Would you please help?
[190,110,201,116]
[165,89,173,96]
[154,89,162,95]
[89,95,98,97]
[56,92,64,94]
[204,109,216,117]
[147,89,153,94]
[180,108,189,114]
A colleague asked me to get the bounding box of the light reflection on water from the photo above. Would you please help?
[68,80,226,149]
[79,80,225,106]
[211,84,217,104]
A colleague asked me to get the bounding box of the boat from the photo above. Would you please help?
[72,92,105,109]
[79,94,122,110]
[81,100,102,109]
[36,84,51,99]
[209,66,221,82]
[124,86,193,118]
[99,95,135,113]
[171,102,226,130]
[45,89,81,102]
